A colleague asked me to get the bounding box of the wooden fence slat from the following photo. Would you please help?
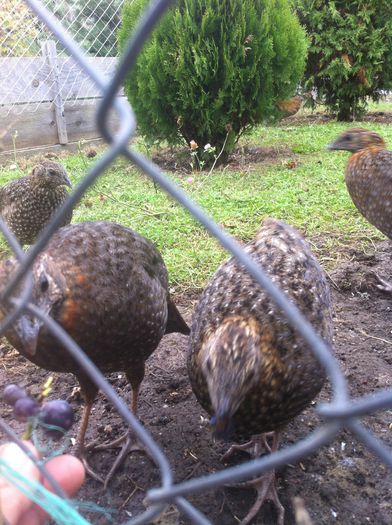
[42,41,68,145]
[0,51,127,153]
[0,98,124,151]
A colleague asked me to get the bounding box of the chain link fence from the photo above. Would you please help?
[0,0,123,111]
[0,0,125,151]
[1,1,392,524]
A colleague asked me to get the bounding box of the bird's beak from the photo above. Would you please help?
[210,411,234,442]
[14,316,42,356]
[65,177,72,188]
[326,140,342,151]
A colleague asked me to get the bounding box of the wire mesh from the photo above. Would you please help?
[0,0,124,116]
[0,0,392,524]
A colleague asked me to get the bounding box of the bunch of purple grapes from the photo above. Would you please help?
[3,384,74,439]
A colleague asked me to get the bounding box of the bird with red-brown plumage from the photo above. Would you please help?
[188,218,333,525]
[328,128,392,290]
[0,221,189,486]
[276,92,313,119]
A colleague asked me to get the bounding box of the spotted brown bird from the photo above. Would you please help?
[327,128,392,291]
[188,218,333,525]
[0,160,72,245]
[0,221,190,485]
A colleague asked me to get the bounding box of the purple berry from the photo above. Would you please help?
[13,397,40,422]
[3,384,27,406]
[39,400,74,439]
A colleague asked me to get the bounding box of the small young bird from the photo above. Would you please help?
[0,160,72,245]
[0,221,190,487]
[188,218,333,525]
[328,128,392,290]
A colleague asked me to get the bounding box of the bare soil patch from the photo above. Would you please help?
[151,145,295,174]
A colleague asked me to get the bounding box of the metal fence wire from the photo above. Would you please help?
[1,1,392,524]
[1,0,124,116]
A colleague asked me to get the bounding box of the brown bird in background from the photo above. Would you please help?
[188,218,333,525]
[328,128,392,291]
[276,92,313,118]
[0,221,190,486]
[0,160,72,245]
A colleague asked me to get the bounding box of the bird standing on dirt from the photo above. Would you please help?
[328,128,392,290]
[188,218,333,525]
[0,221,190,486]
[0,160,72,245]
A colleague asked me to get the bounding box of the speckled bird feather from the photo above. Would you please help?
[188,218,333,439]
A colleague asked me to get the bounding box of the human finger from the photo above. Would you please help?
[0,441,40,524]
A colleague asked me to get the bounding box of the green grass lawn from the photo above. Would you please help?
[1,109,391,293]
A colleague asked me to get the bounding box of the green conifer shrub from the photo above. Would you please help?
[119,0,307,163]
[295,0,392,121]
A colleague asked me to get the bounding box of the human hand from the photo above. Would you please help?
[0,441,85,525]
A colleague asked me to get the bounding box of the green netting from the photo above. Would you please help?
[0,457,116,524]
[0,457,90,524]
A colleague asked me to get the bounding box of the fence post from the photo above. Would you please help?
[41,40,68,145]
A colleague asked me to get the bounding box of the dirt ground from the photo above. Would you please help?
[1,238,392,525]
[1,111,392,524]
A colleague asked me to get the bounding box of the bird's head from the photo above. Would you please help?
[0,255,67,356]
[200,316,263,441]
[327,128,386,153]
[32,161,72,188]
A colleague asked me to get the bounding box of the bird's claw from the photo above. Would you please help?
[227,470,284,525]
[221,433,283,524]
[85,431,145,489]
[102,433,145,490]
[87,431,130,452]
[375,273,392,293]
[221,440,255,462]
[80,455,104,484]
[221,433,274,462]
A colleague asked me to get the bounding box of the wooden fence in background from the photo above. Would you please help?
[0,41,125,155]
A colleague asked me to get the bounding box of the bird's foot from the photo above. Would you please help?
[86,431,145,489]
[221,432,275,462]
[375,273,392,293]
[86,430,144,452]
[102,432,144,490]
[80,456,104,484]
[73,444,105,484]
[222,432,283,525]
[227,470,284,525]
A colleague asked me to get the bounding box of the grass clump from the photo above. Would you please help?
[0,110,390,292]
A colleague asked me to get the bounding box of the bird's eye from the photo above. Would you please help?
[345,134,352,141]
[39,273,49,293]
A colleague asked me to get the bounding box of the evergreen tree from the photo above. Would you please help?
[295,0,392,120]
[119,0,307,162]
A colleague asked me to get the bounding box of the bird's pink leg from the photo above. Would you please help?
[86,379,145,489]
[75,399,105,484]
[222,432,284,525]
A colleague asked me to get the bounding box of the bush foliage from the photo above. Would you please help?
[295,0,392,121]
[119,0,307,161]
[47,0,122,56]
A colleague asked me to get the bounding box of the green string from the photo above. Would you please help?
[0,458,90,525]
